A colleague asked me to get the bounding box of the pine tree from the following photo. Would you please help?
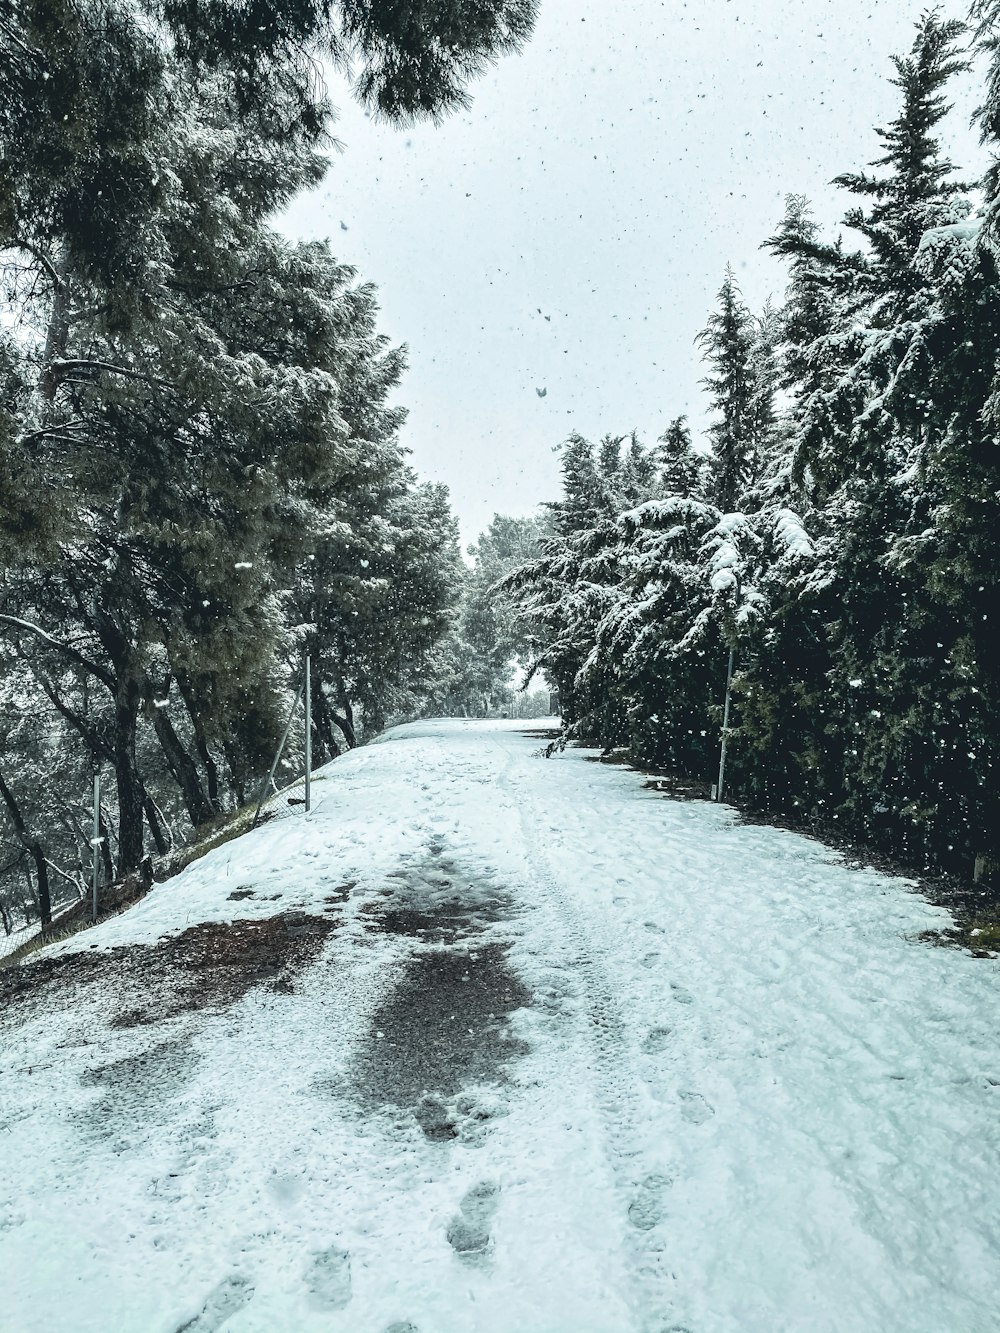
[697,267,764,513]
[835,8,969,296]
[1,0,539,296]
[733,10,982,863]
[655,417,702,499]
[0,87,423,868]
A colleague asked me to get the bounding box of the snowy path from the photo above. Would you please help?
[2,719,999,1333]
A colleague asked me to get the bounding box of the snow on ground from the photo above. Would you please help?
[2,718,999,1333]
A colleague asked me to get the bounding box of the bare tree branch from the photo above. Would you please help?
[48,359,172,390]
[0,614,115,690]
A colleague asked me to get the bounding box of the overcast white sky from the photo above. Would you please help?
[280,0,987,550]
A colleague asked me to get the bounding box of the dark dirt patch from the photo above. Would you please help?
[583,748,639,767]
[579,748,712,798]
[79,1036,198,1142]
[324,881,355,907]
[360,904,483,945]
[1,912,339,1027]
[352,941,530,1135]
[227,888,256,901]
[359,886,511,946]
[641,776,708,801]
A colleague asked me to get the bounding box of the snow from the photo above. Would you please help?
[773,506,813,559]
[915,217,983,293]
[917,217,982,251]
[3,718,1000,1332]
[709,565,737,594]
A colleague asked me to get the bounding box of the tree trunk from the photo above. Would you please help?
[144,793,169,856]
[222,739,248,806]
[91,602,146,876]
[310,675,342,764]
[99,808,114,885]
[39,256,71,402]
[152,706,215,827]
[331,708,357,749]
[175,671,223,813]
[113,674,145,874]
[331,683,357,749]
[0,762,51,927]
[196,732,222,811]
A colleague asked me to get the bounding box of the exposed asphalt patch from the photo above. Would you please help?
[354,941,530,1139]
[0,912,340,1027]
[351,864,532,1141]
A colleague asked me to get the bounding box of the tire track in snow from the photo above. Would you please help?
[506,765,691,1333]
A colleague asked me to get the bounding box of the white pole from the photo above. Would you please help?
[716,647,735,802]
[91,771,100,923]
[304,653,312,813]
[251,677,306,826]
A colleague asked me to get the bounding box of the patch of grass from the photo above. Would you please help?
[961,915,1000,958]
[0,900,93,971]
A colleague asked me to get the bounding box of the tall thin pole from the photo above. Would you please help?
[716,647,735,802]
[251,677,306,828]
[304,652,312,813]
[91,770,101,923]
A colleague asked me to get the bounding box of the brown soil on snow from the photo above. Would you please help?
[0,910,340,1028]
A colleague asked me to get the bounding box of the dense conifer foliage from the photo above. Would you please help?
[505,9,1000,883]
[0,0,536,923]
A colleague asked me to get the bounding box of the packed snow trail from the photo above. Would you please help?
[2,719,999,1333]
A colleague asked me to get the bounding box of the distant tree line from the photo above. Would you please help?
[418,512,552,719]
[0,0,537,926]
[503,8,1000,884]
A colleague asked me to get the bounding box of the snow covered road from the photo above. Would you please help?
[2,718,999,1332]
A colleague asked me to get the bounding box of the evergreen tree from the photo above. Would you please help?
[696,267,764,512]
[655,417,702,498]
[0,81,467,869]
[1,0,538,297]
[733,10,983,863]
[835,9,969,295]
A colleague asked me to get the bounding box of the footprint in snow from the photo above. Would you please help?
[640,1027,672,1055]
[384,1324,420,1333]
[678,1091,714,1125]
[669,983,694,1005]
[174,1274,254,1332]
[267,1170,305,1205]
[640,952,661,970]
[627,1173,672,1231]
[446,1180,500,1262]
[305,1245,352,1311]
